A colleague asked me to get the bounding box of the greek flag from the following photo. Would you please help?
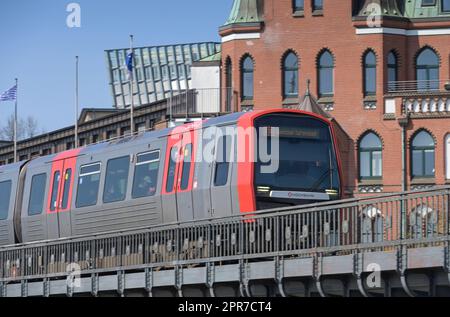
[0,85,17,102]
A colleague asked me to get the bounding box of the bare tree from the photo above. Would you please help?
[24,116,39,138]
[0,115,44,141]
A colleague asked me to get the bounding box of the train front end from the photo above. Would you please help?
[237,110,342,212]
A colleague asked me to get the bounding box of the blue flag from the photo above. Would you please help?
[126,52,133,80]
[0,85,17,102]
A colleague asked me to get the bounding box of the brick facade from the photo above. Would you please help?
[220,0,450,196]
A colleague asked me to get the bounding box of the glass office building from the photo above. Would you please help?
[106,42,221,109]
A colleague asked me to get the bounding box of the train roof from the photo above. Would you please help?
[0,161,25,174]
[73,112,248,158]
[2,110,327,170]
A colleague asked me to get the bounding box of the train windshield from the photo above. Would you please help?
[254,114,340,208]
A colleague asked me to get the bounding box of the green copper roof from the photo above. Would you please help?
[358,0,402,17]
[224,0,264,25]
[198,52,222,62]
[357,0,450,18]
[403,0,448,19]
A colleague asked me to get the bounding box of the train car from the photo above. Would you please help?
[0,109,342,245]
[0,162,24,245]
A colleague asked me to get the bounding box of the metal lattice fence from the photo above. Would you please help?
[1,186,449,281]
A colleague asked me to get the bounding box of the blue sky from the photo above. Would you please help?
[0,0,232,132]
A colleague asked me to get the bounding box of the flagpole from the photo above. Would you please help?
[129,34,134,135]
[75,56,79,148]
[14,78,18,163]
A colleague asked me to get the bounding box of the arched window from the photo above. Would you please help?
[387,52,398,91]
[416,48,439,91]
[293,0,304,11]
[241,56,254,100]
[359,132,382,179]
[363,51,377,96]
[283,52,299,98]
[411,131,435,178]
[313,0,323,11]
[318,50,334,97]
[225,58,233,112]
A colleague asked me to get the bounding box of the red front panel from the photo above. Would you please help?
[236,109,340,214]
[236,113,257,214]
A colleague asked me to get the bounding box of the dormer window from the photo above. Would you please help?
[443,0,450,12]
[422,0,436,6]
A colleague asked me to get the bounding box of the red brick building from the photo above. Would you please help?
[218,0,450,196]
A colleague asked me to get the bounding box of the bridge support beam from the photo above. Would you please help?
[145,268,153,297]
[398,246,415,297]
[314,255,326,297]
[399,273,415,297]
[118,271,125,297]
[239,260,252,297]
[445,243,450,288]
[354,253,371,297]
[0,282,6,297]
[428,273,436,297]
[43,278,50,298]
[176,266,183,297]
[384,275,392,297]
[275,257,286,297]
[21,280,28,298]
[91,273,99,297]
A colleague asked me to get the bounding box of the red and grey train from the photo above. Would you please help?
[0,109,342,246]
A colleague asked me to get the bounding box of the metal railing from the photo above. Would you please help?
[1,186,450,281]
[388,79,450,94]
[168,88,235,121]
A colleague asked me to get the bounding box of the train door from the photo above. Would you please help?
[192,126,215,220]
[57,157,76,238]
[162,133,182,222]
[47,159,63,239]
[22,164,51,242]
[47,155,77,238]
[176,129,196,222]
[210,127,233,218]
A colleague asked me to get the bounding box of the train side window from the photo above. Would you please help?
[76,163,101,208]
[0,180,12,220]
[50,171,60,211]
[103,156,130,203]
[166,147,178,193]
[132,150,160,199]
[214,136,231,187]
[28,173,47,216]
[61,169,72,209]
[180,144,193,190]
